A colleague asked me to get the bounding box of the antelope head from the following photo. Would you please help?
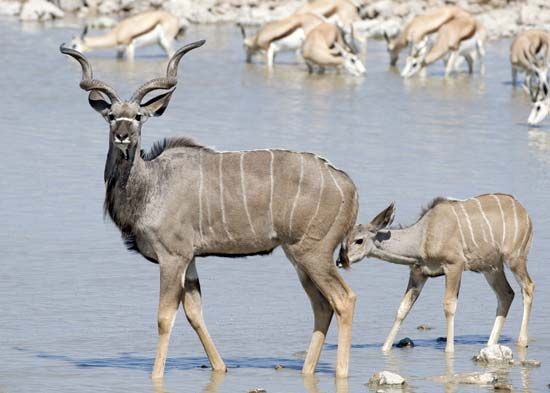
[60,40,205,160]
[68,25,89,53]
[336,203,395,268]
[400,37,430,78]
[528,75,550,126]
[333,42,366,76]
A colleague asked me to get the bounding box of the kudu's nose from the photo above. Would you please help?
[115,133,129,143]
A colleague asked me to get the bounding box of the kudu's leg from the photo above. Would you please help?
[182,260,226,372]
[483,268,514,345]
[509,256,535,347]
[289,247,355,378]
[382,268,428,352]
[293,263,333,375]
[152,256,189,379]
[443,265,462,353]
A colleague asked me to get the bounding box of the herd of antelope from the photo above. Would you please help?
[61,0,543,382]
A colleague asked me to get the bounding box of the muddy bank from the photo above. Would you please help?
[2,0,550,40]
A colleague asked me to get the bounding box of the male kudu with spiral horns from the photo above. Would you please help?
[60,40,359,379]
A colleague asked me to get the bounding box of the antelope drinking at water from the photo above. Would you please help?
[68,10,185,59]
[302,22,366,76]
[510,29,550,95]
[61,41,359,379]
[338,194,534,353]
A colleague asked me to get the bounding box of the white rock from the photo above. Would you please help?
[59,0,83,12]
[0,0,21,16]
[452,372,498,385]
[19,0,65,21]
[473,345,514,364]
[87,16,118,29]
[98,0,119,15]
[368,371,406,386]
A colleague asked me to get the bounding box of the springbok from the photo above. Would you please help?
[383,6,470,66]
[337,194,535,353]
[296,0,368,54]
[239,12,324,68]
[302,22,366,76]
[68,10,185,59]
[400,15,485,78]
[510,30,550,94]
[60,41,359,379]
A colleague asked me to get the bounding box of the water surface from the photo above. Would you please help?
[1,19,549,393]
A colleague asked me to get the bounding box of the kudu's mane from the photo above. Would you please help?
[141,137,212,161]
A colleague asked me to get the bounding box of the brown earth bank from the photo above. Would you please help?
[1,0,549,40]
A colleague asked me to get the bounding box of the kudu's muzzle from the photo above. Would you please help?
[336,244,349,269]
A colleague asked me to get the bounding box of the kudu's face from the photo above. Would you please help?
[60,40,205,159]
[336,203,395,268]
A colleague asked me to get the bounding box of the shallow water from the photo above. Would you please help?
[1,19,549,393]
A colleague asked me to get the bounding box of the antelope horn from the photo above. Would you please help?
[131,40,206,104]
[59,44,121,103]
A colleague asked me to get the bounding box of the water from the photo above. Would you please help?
[1,19,549,393]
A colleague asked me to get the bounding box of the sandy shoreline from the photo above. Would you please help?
[1,0,549,40]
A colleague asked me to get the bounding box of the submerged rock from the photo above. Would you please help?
[520,359,541,367]
[396,337,415,348]
[473,345,514,364]
[416,324,433,331]
[494,383,513,391]
[248,389,266,393]
[368,371,406,386]
[448,372,498,385]
[274,364,284,370]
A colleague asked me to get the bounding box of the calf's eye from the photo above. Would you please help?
[355,239,364,245]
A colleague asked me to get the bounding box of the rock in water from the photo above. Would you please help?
[248,389,266,393]
[473,345,514,364]
[368,371,406,386]
[452,372,498,385]
[417,324,432,331]
[494,383,513,391]
[396,337,415,348]
[520,359,541,367]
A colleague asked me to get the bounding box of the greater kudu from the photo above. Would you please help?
[60,41,359,379]
[338,194,534,353]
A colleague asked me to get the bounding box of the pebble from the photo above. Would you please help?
[368,371,406,386]
[416,324,432,331]
[396,337,415,348]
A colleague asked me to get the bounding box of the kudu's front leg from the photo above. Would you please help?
[182,260,226,372]
[443,265,462,353]
[152,256,189,379]
[382,268,427,352]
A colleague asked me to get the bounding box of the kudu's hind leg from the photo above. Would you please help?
[152,256,188,379]
[182,260,226,371]
[293,263,334,375]
[509,256,535,347]
[382,267,428,352]
[483,268,515,345]
[289,246,356,378]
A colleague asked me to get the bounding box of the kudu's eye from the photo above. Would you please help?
[135,113,142,121]
[354,239,364,245]
[108,113,115,121]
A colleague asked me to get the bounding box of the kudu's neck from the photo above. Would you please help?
[104,139,148,234]
[370,223,423,265]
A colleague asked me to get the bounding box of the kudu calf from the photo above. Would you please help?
[338,194,534,353]
[61,41,359,379]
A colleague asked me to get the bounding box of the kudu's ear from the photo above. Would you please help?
[141,89,175,117]
[367,202,395,232]
[88,91,111,115]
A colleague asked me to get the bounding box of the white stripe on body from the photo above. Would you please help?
[289,155,304,236]
[491,194,506,247]
[218,154,234,241]
[451,205,467,250]
[303,157,325,238]
[198,150,204,243]
[240,152,257,236]
[268,150,276,238]
[474,197,495,245]
[460,203,479,248]
[511,197,519,244]
[326,162,345,227]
